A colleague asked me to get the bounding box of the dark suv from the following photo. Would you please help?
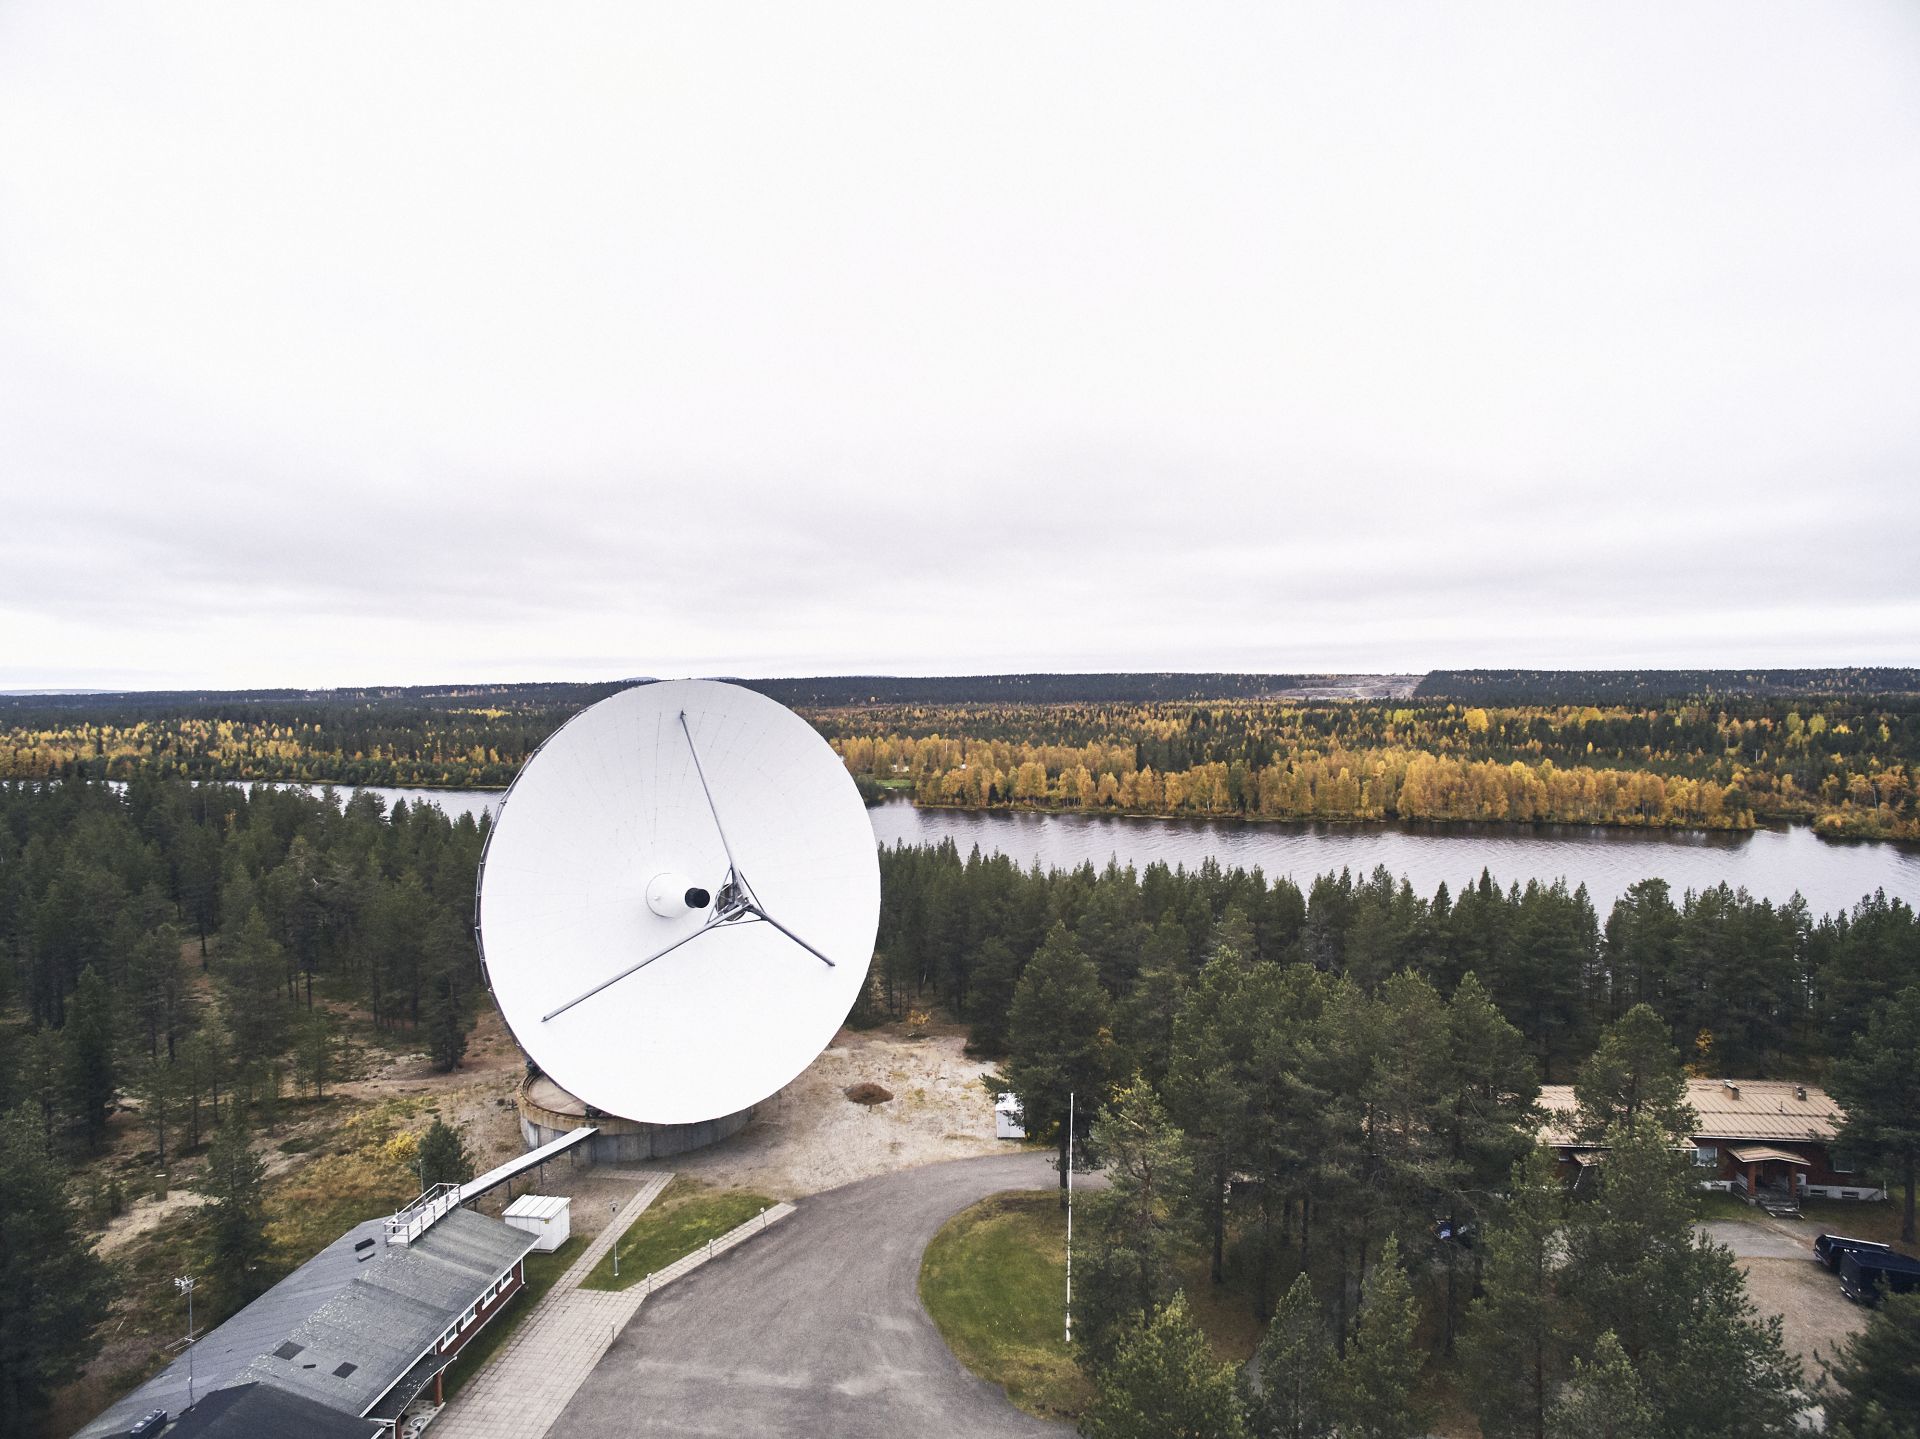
[1814,1232,1893,1272]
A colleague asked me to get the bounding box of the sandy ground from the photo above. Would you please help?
[93,1188,210,1258]
[1737,1256,1865,1378]
[664,1027,1010,1200]
[1699,1215,1866,1376]
[385,1017,1013,1226]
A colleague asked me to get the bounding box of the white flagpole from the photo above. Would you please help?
[1065,1090,1074,1346]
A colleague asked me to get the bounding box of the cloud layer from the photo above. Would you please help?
[4,2,1918,688]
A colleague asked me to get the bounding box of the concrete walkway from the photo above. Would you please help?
[435,1171,797,1439]
[433,1170,675,1439]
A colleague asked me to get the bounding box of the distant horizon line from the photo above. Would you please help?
[7,663,1920,703]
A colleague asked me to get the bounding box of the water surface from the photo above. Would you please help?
[329,784,1920,919]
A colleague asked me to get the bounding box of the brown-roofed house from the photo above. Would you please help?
[1538,1078,1885,1217]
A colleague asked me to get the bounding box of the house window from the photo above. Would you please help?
[1692,1146,1719,1168]
[1830,1149,1856,1174]
[461,1306,477,1330]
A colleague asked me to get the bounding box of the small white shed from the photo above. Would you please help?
[502,1194,572,1252]
[995,1092,1026,1140]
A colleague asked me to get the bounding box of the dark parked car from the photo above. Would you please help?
[1837,1248,1920,1305]
[1814,1232,1894,1272]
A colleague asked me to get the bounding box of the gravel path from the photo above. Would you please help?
[554,1149,1073,1439]
[1696,1215,1867,1373]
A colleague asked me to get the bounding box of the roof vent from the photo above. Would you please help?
[1722,1081,1741,1100]
[1795,1085,1807,1101]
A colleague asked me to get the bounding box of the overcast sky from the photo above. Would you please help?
[3,3,1917,691]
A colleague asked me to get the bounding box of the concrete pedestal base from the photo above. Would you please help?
[516,1075,754,1161]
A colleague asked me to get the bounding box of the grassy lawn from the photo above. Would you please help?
[919,1191,1094,1421]
[580,1177,777,1291]
[1698,1191,1763,1224]
[1800,1196,1915,1254]
[919,1191,1274,1423]
[441,1236,583,1403]
[1696,1191,1913,1254]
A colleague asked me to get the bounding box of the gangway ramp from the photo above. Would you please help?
[459,1125,598,1205]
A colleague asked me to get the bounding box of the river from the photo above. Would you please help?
[308,784,1920,920]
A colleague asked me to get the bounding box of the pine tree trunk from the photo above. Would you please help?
[1904,1150,1916,1243]
[1333,1235,1349,1351]
[1532,1336,1546,1439]
[1210,1152,1228,1284]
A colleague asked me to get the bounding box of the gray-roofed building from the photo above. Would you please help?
[242,1208,535,1421]
[73,1206,537,1438]
[74,1218,390,1439]
[150,1382,382,1439]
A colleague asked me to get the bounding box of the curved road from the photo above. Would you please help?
[554,1150,1075,1438]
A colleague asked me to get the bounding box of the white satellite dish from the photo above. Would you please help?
[476,680,879,1125]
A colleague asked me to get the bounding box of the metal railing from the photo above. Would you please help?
[387,1183,462,1246]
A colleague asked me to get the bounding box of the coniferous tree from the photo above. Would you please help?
[963,937,1024,1054]
[1573,1003,1695,1142]
[1007,924,1114,1202]
[1076,1079,1193,1372]
[421,957,469,1073]
[1565,1119,1800,1438]
[1332,1234,1424,1439]
[1602,878,1678,1018]
[417,1118,475,1190]
[1462,1148,1567,1439]
[1435,971,1538,1352]
[1562,1118,1702,1363]
[1165,940,1261,1285]
[1829,984,1920,1242]
[19,1027,64,1149]
[292,1009,339,1099]
[220,907,289,1078]
[62,964,116,1151]
[1115,916,1192,1084]
[1825,1292,1920,1438]
[1080,1291,1247,1439]
[0,1106,111,1434]
[1248,1273,1335,1439]
[127,908,190,1059]
[177,1023,228,1151]
[1548,1332,1656,1439]
[199,1105,269,1305]
[127,1053,180,1167]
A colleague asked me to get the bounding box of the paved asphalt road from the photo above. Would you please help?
[555,1150,1076,1439]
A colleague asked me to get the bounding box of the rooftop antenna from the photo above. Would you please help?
[173,1276,196,1410]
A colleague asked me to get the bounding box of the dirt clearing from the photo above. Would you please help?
[1698,1215,1867,1374]
[665,1026,1012,1199]
[1737,1256,1865,1374]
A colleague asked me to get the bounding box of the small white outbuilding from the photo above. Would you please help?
[501,1194,572,1252]
[995,1092,1026,1140]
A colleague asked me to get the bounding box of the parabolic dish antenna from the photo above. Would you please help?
[477,680,879,1125]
